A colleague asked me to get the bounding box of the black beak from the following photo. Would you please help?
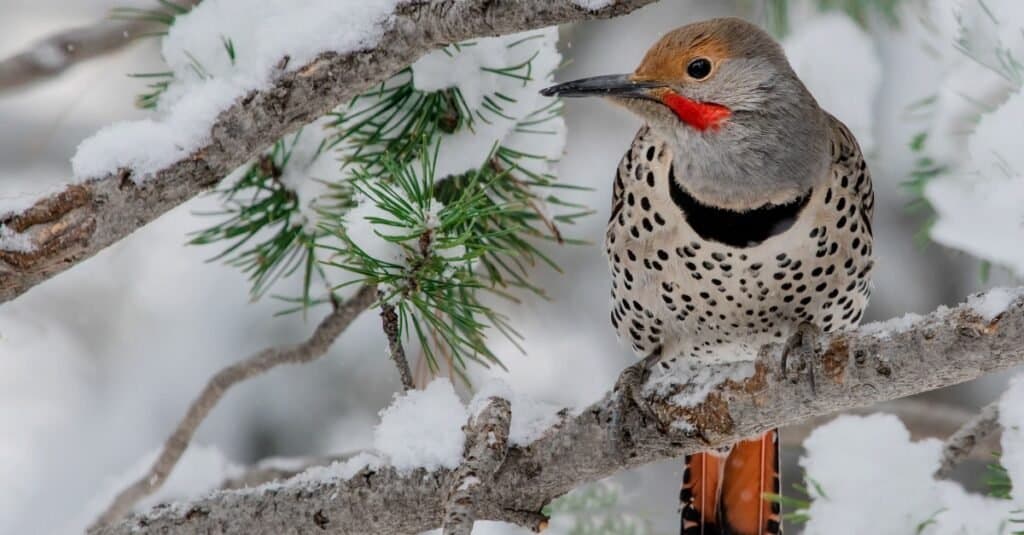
[539,74,665,98]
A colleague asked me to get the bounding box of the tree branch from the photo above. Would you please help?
[381,301,415,391]
[443,397,513,535]
[935,400,1002,478]
[89,284,378,530]
[0,1,201,93]
[0,0,659,306]
[92,289,1024,535]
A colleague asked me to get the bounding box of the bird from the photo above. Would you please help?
[540,17,874,535]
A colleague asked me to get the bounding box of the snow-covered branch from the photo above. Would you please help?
[93,288,1024,535]
[0,0,657,306]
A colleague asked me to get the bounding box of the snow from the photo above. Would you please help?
[916,2,1024,276]
[373,379,468,472]
[0,187,64,219]
[800,414,945,535]
[798,404,1024,534]
[918,0,1024,167]
[926,88,1024,276]
[0,226,32,253]
[75,444,242,530]
[343,190,412,267]
[644,359,756,408]
[470,379,564,446]
[410,27,565,180]
[282,452,383,488]
[968,287,1023,322]
[784,12,882,153]
[999,375,1024,504]
[71,0,405,182]
[572,0,613,9]
[276,119,345,231]
[857,311,928,337]
[72,79,239,181]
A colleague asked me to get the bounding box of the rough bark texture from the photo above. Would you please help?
[443,397,513,535]
[0,0,659,305]
[93,289,1024,535]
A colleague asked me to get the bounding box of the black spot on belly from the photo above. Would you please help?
[668,168,813,248]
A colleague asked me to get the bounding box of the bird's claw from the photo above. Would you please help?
[611,350,663,445]
[780,322,822,396]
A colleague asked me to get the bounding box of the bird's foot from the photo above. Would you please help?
[780,322,822,396]
[611,350,663,445]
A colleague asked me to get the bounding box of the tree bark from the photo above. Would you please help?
[92,289,1024,535]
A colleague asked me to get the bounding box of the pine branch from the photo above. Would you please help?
[0,0,659,306]
[442,396,513,535]
[89,284,378,529]
[0,1,200,93]
[381,301,416,391]
[92,289,1024,535]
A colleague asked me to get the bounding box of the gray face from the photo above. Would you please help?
[544,17,832,211]
[621,18,831,211]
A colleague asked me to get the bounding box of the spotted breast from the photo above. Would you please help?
[605,117,873,364]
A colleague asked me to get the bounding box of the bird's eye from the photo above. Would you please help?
[686,58,712,80]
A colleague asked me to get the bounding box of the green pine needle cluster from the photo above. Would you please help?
[317,145,530,376]
[903,2,1023,274]
[179,34,579,378]
[189,133,327,302]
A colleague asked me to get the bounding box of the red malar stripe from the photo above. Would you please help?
[662,91,731,131]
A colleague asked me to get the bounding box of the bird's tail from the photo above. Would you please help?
[680,429,781,535]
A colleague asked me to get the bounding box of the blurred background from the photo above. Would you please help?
[1,0,1019,533]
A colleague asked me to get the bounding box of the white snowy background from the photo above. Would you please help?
[1,0,1023,534]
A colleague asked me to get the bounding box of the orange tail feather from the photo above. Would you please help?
[680,450,724,534]
[679,430,781,535]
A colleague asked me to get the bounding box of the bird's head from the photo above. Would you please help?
[542,17,830,210]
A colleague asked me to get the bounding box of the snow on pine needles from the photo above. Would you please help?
[71,0,404,181]
[180,22,574,376]
[909,0,1024,278]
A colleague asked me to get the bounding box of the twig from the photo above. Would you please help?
[0,1,201,93]
[935,400,1002,478]
[92,289,1024,535]
[89,284,377,529]
[0,0,659,306]
[381,301,415,391]
[443,396,513,535]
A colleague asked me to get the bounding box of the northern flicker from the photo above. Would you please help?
[541,17,874,535]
